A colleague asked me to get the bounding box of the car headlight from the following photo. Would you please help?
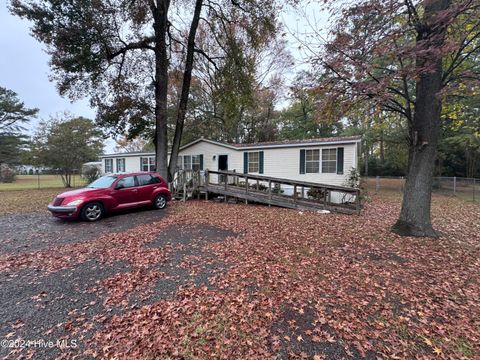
[66,199,83,206]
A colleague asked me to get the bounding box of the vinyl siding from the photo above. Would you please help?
[177,141,358,186]
[259,145,357,186]
[101,140,359,187]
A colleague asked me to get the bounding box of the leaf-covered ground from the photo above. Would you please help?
[0,194,479,359]
[0,189,60,216]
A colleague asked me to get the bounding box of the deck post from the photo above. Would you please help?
[205,170,209,186]
[473,178,476,202]
[245,176,249,194]
[224,173,228,190]
[323,187,327,207]
[356,189,361,214]
[183,183,187,202]
[294,185,297,205]
[268,180,272,206]
[301,186,304,199]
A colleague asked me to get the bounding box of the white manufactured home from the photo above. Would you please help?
[99,136,361,188]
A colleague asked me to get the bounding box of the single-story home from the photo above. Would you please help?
[99,136,361,187]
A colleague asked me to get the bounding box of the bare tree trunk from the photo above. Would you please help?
[392,0,450,238]
[153,0,170,179]
[168,0,203,181]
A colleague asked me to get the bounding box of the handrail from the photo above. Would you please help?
[205,169,359,193]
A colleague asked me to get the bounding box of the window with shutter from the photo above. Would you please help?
[322,149,337,173]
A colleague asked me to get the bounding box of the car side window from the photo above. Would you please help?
[137,174,153,186]
[137,174,161,186]
[150,176,161,184]
[116,176,136,188]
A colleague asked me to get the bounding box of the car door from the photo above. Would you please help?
[112,176,138,208]
[135,174,158,203]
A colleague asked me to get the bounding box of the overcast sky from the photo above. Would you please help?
[0,1,328,151]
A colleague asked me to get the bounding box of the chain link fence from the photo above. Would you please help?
[0,169,90,191]
[363,176,479,203]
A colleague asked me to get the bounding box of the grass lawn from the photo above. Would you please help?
[0,174,87,191]
[0,191,478,359]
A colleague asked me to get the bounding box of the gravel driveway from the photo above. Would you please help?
[0,207,170,255]
[0,206,234,359]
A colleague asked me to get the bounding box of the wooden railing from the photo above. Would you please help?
[203,170,361,214]
[171,169,204,200]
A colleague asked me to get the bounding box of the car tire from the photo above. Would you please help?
[154,194,167,209]
[81,202,104,222]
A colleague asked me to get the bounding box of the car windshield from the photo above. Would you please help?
[87,176,117,188]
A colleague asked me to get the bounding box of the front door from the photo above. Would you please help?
[218,155,228,183]
[218,155,228,171]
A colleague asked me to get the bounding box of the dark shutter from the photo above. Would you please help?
[299,149,305,174]
[337,147,344,174]
[199,154,204,170]
[259,151,264,174]
[243,152,248,174]
[140,157,143,171]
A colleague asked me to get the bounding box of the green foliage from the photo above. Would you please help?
[82,166,101,184]
[0,133,29,165]
[29,115,104,187]
[0,164,16,183]
[0,86,38,166]
[0,86,38,133]
[307,187,326,200]
[276,72,343,140]
[271,183,283,194]
[440,94,480,178]
[237,181,268,191]
[343,167,360,188]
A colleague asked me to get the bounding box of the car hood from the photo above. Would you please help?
[58,187,105,198]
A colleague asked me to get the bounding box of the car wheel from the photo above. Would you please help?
[154,194,167,209]
[81,202,104,221]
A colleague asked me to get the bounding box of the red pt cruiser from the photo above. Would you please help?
[48,172,171,221]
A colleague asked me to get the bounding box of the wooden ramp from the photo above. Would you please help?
[200,170,361,214]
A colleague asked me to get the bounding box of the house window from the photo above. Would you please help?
[141,157,156,171]
[248,152,259,173]
[105,159,113,173]
[183,155,192,170]
[149,157,156,171]
[322,148,337,173]
[192,155,201,171]
[305,150,320,173]
[182,155,202,170]
[116,158,125,172]
[177,156,183,170]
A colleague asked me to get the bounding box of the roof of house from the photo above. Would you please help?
[100,135,361,158]
[230,136,362,148]
[179,135,361,151]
